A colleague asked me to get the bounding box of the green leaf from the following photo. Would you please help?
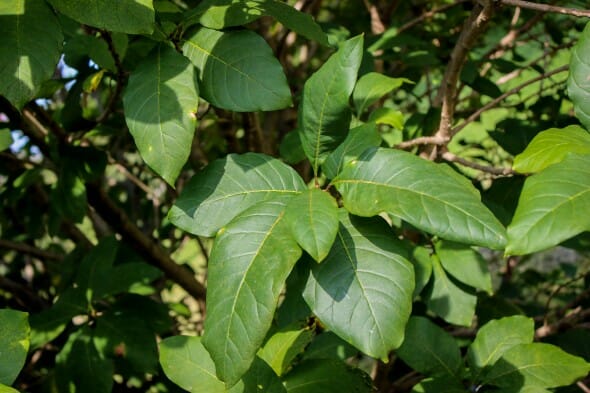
[467,316,534,381]
[368,108,404,129]
[299,35,364,175]
[334,148,507,249]
[0,130,13,151]
[0,310,29,386]
[567,22,590,130]
[258,324,314,376]
[123,44,199,186]
[302,332,358,361]
[75,236,119,303]
[411,376,468,393]
[396,316,462,379]
[410,246,433,297]
[0,0,63,108]
[483,343,590,389]
[285,189,339,262]
[48,0,155,34]
[202,198,302,386]
[160,336,226,393]
[424,255,477,327]
[50,169,87,223]
[280,130,306,165]
[303,212,414,360]
[182,27,291,112]
[102,263,161,297]
[353,73,412,114]
[189,0,330,46]
[513,125,590,173]
[506,154,590,255]
[0,385,19,393]
[435,241,492,294]
[322,122,381,179]
[282,359,373,393]
[235,356,286,393]
[169,153,306,237]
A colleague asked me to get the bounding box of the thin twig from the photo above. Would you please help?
[500,0,590,18]
[441,151,514,175]
[451,65,568,136]
[96,30,126,123]
[543,271,588,327]
[536,307,590,338]
[397,0,470,35]
[0,239,63,261]
[395,135,449,149]
[578,381,590,393]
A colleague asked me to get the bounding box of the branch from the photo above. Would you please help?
[536,307,590,339]
[395,135,449,150]
[500,0,590,18]
[397,0,470,35]
[96,30,126,124]
[441,151,515,175]
[86,182,207,300]
[451,65,568,136]
[0,239,63,261]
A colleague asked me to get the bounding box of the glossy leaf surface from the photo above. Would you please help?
[283,359,373,393]
[334,148,507,249]
[353,73,411,114]
[183,28,291,112]
[48,0,154,34]
[303,212,414,360]
[202,198,302,386]
[513,125,590,173]
[123,44,199,185]
[299,35,364,174]
[258,325,314,376]
[169,153,306,237]
[435,241,492,294]
[0,310,29,385]
[396,316,462,378]
[507,154,590,255]
[285,189,339,262]
[567,22,590,130]
[483,343,590,389]
[0,0,63,108]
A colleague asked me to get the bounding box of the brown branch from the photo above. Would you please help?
[0,239,63,261]
[96,30,126,124]
[536,307,590,339]
[500,0,590,18]
[451,65,568,136]
[441,151,514,176]
[397,0,470,35]
[86,182,207,300]
[395,135,449,150]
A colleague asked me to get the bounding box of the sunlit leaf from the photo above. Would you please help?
[567,22,590,130]
[0,310,29,386]
[258,324,314,376]
[435,241,492,294]
[353,73,412,114]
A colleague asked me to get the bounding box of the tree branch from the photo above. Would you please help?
[397,0,470,35]
[500,0,590,18]
[0,239,63,261]
[395,135,449,150]
[441,151,514,175]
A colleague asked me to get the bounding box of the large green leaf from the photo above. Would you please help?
[285,189,339,262]
[506,153,590,255]
[299,35,364,175]
[303,212,414,360]
[567,22,590,130]
[412,376,468,393]
[48,0,155,34]
[513,126,590,173]
[202,198,302,386]
[322,122,381,179]
[187,0,330,46]
[75,236,119,303]
[467,316,533,382]
[0,310,29,386]
[258,324,314,376]
[483,343,590,389]
[169,153,306,237]
[435,241,492,294]
[396,316,462,379]
[182,27,291,112]
[334,148,507,249]
[0,385,19,393]
[353,73,412,114]
[282,359,373,393]
[0,0,63,108]
[424,255,476,327]
[123,44,199,186]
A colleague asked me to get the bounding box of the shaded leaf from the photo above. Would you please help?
[483,343,590,389]
[513,125,590,173]
[467,315,534,382]
[425,255,477,327]
[285,189,339,262]
[411,376,468,393]
[280,130,306,165]
[48,0,155,34]
[169,153,306,237]
[75,236,119,303]
[567,22,590,130]
[353,73,412,114]
[410,246,433,297]
[302,332,358,361]
[396,316,462,379]
[334,148,507,249]
[322,122,381,179]
[202,198,302,386]
[123,44,199,185]
[0,0,63,108]
[299,35,364,175]
[506,154,590,255]
[282,359,373,393]
[303,212,414,360]
[435,241,492,294]
[0,130,13,151]
[258,324,314,376]
[0,310,29,385]
[183,27,291,112]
